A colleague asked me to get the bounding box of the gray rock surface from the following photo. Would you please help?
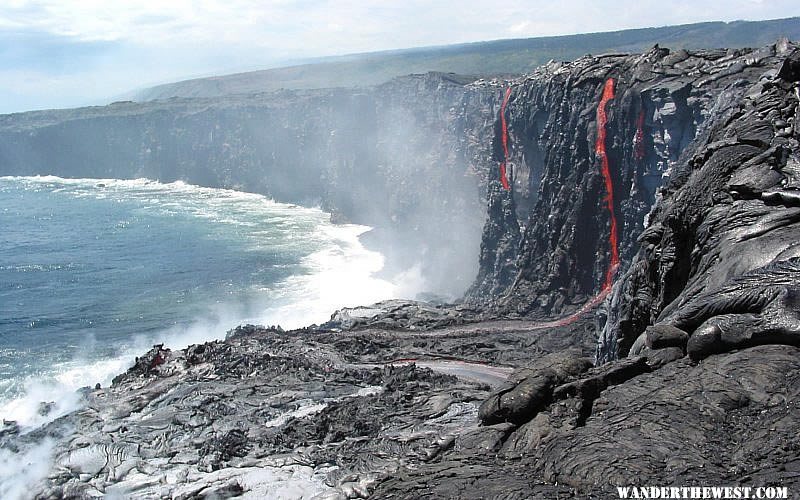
[374,345,800,498]
[478,351,592,425]
[11,317,598,499]
[4,42,800,499]
[598,44,800,363]
[468,43,793,319]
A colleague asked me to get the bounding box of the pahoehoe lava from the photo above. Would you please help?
[522,76,623,329]
[2,38,800,499]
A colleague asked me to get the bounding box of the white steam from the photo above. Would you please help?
[0,439,56,500]
[257,224,401,328]
[0,176,423,495]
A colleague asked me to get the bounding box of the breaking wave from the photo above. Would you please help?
[0,175,407,429]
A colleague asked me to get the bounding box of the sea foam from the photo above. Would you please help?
[0,176,414,496]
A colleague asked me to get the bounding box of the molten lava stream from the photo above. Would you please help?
[498,87,512,190]
[595,78,620,292]
[526,78,620,330]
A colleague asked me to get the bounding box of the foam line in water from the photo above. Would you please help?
[254,223,401,328]
[0,176,416,423]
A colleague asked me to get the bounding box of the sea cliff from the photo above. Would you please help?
[2,40,800,498]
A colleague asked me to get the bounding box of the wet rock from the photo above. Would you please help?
[0,420,20,441]
[226,324,282,340]
[37,401,56,417]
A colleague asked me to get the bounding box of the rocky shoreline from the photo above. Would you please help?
[9,299,800,498]
[5,305,599,499]
[3,40,800,498]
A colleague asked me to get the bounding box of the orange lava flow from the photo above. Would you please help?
[498,87,512,190]
[525,287,612,330]
[595,78,619,291]
[524,78,620,329]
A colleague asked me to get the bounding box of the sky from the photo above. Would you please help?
[1,0,800,114]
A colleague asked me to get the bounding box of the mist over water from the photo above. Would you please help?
[0,176,410,430]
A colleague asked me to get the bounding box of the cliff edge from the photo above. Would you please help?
[3,41,800,499]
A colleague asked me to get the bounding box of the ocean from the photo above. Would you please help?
[0,175,402,430]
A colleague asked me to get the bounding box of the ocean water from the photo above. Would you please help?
[0,175,404,429]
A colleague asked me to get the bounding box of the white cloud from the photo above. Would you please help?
[2,1,800,52]
[1,0,800,112]
[509,21,531,33]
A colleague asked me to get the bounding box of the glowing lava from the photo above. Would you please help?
[595,78,620,291]
[526,289,612,329]
[526,77,620,329]
[487,79,621,328]
[498,87,512,190]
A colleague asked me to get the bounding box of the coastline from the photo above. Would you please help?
[0,180,417,499]
[3,40,800,499]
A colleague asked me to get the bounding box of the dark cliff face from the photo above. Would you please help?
[468,43,790,317]
[3,44,796,309]
[598,43,800,362]
[0,73,500,297]
[465,46,800,496]
[10,45,800,499]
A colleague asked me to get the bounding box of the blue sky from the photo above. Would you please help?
[1,0,800,114]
